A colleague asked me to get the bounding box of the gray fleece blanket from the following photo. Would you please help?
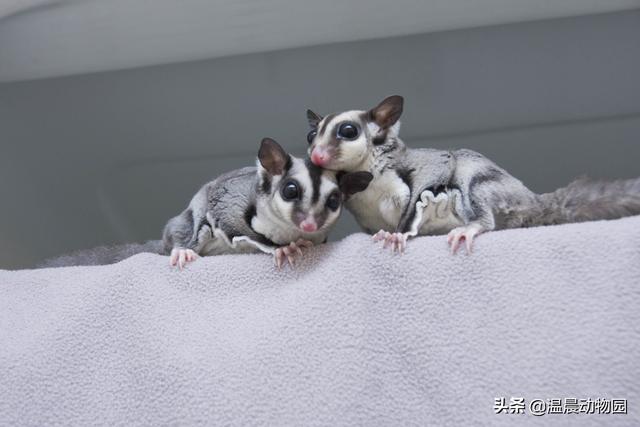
[1,216,639,426]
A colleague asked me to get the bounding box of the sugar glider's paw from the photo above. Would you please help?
[169,248,199,269]
[372,230,408,254]
[274,239,313,269]
[447,223,483,255]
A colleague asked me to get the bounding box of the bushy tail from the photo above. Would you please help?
[37,240,163,268]
[531,176,640,226]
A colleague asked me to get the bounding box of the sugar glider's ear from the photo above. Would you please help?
[258,138,290,176]
[306,109,323,128]
[339,171,373,197]
[368,95,403,129]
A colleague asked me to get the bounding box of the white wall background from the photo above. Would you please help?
[1,10,639,269]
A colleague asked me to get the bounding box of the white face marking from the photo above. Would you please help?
[270,158,309,224]
[309,110,370,171]
[253,157,343,245]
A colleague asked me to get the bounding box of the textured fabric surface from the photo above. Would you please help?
[1,216,639,426]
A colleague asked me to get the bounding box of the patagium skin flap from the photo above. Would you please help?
[306,95,640,253]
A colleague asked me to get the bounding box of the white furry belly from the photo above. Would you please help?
[347,174,409,232]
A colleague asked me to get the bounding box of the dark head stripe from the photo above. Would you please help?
[260,172,271,194]
[319,113,337,137]
[244,204,256,228]
[372,130,389,146]
[305,158,323,204]
[284,154,293,174]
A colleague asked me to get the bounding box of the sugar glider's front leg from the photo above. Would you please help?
[163,208,215,269]
[168,220,214,269]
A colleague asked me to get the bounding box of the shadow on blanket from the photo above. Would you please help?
[1,216,639,425]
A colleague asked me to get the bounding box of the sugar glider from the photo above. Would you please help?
[163,137,372,268]
[40,138,372,269]
[305,95,640,253]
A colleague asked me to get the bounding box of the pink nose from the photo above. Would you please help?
[311,148,330,167]
[300,219,317,233]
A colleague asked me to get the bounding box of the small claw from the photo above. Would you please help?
[449,232,462,255]
[276,249,285,269]
[372,230,385,242]
[382,232,393,248]
[291,243,303,257]
[465,235,473,254]
[281,246,294,266]
[448,225,482,255]
[170,248,199,268]
[399,234,407,254]
[376,232,407,254]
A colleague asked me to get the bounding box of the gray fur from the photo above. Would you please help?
[162,166,260,255]
[356,141,540,235]
[502,176,640,229]
[308,96,640,238]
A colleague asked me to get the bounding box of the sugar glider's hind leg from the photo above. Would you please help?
[446,222,486,254]
[446,206,495,255]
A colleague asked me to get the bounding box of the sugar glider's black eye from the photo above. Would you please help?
[337,122,359,140]
[307,129,317,144]
[281,181,300,201]
[326,192,341,211]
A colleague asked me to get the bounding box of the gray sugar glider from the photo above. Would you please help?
[305,95,640,253]
[163,137,372,268]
